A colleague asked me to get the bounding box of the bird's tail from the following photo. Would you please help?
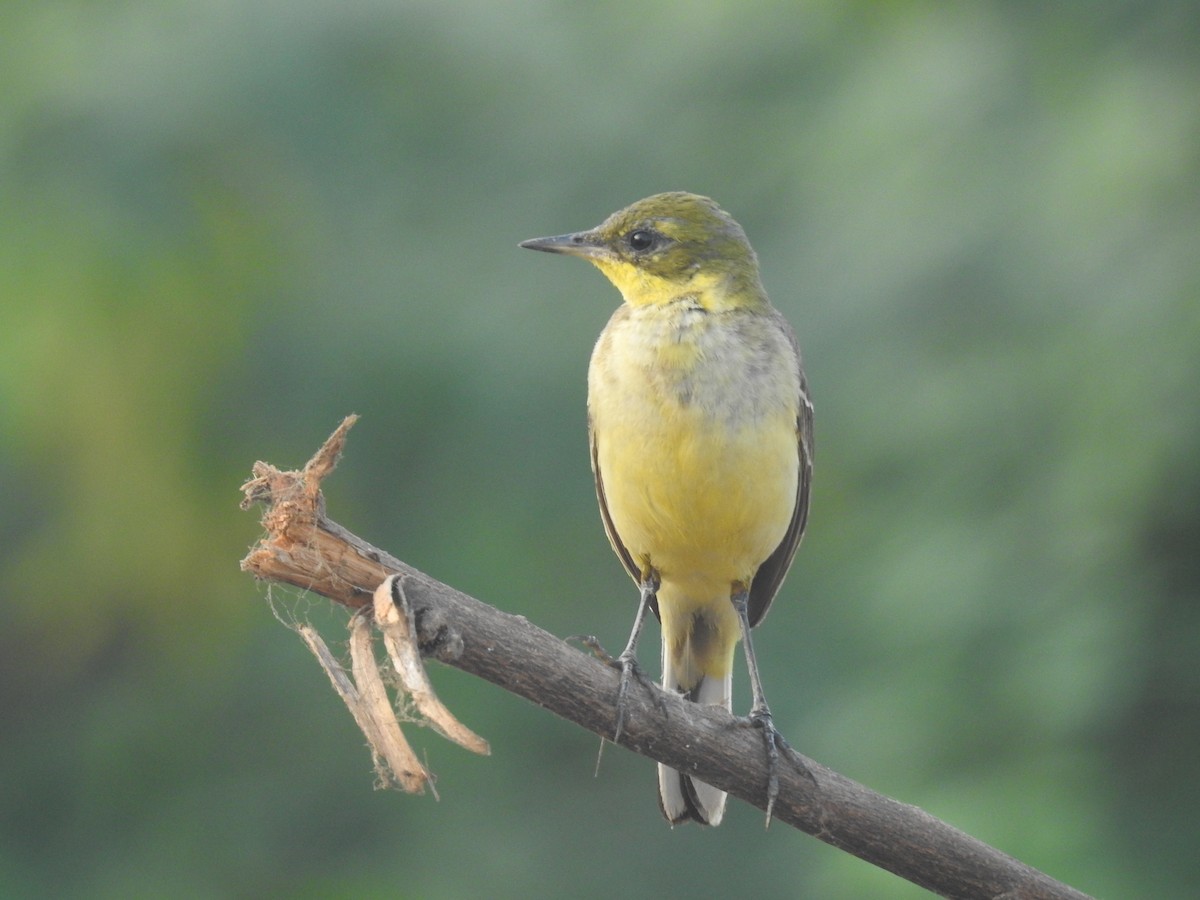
[657,645,732,826]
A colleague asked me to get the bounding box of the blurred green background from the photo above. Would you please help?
[2,1,1197,897]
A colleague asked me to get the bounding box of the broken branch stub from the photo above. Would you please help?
[241,415,488,796]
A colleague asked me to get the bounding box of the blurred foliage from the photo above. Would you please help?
[1,1,1198,897]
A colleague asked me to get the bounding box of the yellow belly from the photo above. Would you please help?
[596,404,797,590]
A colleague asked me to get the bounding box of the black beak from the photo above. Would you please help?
[519,231,609,260]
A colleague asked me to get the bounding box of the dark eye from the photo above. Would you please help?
[627,229,657,252]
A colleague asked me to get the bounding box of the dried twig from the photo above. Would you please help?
[374,576,490,755]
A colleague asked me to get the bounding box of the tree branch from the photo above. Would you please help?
[240,417,1093,900]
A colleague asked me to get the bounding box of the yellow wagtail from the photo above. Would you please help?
[520,192,813,826]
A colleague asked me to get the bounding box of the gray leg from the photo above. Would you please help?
[612,569,660,742]
[732,584,781,826]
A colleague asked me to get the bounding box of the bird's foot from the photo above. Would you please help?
[747,705,781,827]
[612,651,661,743]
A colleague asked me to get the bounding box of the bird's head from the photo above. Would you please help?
[520,192,766,310]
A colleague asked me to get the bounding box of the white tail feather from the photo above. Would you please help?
[657,659,732,826]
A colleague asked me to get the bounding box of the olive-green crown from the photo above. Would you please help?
[590,192,762,288]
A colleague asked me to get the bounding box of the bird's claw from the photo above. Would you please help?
[613,652,663,743]
[747,706,781,827]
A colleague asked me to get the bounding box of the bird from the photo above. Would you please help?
[520,192,812,826]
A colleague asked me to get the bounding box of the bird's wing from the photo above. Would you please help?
[590,420,659,620]
[748,374,814,628]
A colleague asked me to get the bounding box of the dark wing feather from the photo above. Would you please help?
[747,373,814,628]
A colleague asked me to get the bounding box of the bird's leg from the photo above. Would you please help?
[611,567,661,743]
[731,583,781,826]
